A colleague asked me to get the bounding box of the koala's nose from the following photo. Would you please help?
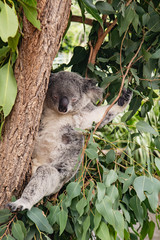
[58,96,69,113]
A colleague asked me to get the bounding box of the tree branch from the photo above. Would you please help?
[87,0,133,67]
[71,15,93,26]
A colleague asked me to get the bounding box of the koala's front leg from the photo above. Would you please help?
[81,88,132,129]
[99,88,133,127]
[7,165,62,211]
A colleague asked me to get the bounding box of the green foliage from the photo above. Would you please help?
[0,0,160,239]
[0,0,40,125]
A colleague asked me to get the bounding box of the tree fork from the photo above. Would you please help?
[0,0,71,208]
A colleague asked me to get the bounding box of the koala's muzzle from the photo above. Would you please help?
[58,96,69,113]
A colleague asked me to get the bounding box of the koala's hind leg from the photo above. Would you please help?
[7,165,63,211]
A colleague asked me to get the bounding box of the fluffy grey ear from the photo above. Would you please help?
[82,78,103,103]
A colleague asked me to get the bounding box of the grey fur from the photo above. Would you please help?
[7,71,132,211]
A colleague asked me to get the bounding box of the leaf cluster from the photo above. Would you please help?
[0,0,40,129]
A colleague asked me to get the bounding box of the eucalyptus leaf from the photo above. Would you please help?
[0,46,10,60]
[97,182,106,202]
[68,46,87,66]
[96,196,115,227]
[96,1,115,15]
[19,0,40,30]
[0,209,12,224]
[96,222,111,240]
[85,142,98,160]
[146,177,160,212]
[12,222,24,240]
[3,235,15,240]
[27,207,53,234]
[122,167,136,193]
[136,121,158,136]
[132,13,139,32]
[0,2,18,42]
[133,176,153,202]
[105,150,115,164]
[8,31,21,52]
[58,209,68,235]
[0,62,17,117]
[47,205,60,225]
[121,110,133,122]
[129,195,144,226]
[114,210,124,239]
[82,215,90,240]
[119,203,130,223]
[76,197,87,216]
[151,49,160,59]
[82,0,103,27]
[104,170,118,187]
[106,185,119,204]
[21,0,37,8]
[94,209,102,232]
[65,182,81,206]
[155,158,160,171]
[148,221,155,239]
[119,5,135,36]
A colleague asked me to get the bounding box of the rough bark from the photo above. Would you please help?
[0,0,71,208]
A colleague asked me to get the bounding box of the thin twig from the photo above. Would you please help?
[96,159,102,182]
[87,0,133,66]
[120,28,128,77]
[93,30,145,133]
[89,19,118,65]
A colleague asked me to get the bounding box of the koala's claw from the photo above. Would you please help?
[118,88,132,106]
[7,202,24,212]
[7,198,32,212]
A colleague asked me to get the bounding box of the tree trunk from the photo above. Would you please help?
[0,0,71,208]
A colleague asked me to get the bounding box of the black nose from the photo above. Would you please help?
[58,96,69,113]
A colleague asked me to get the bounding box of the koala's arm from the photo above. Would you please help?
[80,89,132,129]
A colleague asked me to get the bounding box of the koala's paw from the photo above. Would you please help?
[118,88,132,107]
[7,198,32,212]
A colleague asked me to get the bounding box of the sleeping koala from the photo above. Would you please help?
[8,71,132,211]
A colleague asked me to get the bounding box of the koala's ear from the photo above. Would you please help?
[48,73,55,88]
[82,78,103,103]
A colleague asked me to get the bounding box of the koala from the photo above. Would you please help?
[8,71,132,211]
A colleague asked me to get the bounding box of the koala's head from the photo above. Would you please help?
[45,71,103,114]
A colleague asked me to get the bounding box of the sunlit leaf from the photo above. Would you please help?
[19,0,40,30]
[47,205,60,225]
[96,222,111,240]
[27,207,53,234]
[0,62,17,117]
[76,197,87,216]
[12,222,24,240]
[82,215,90,240]
[0,209,12,224]
[136,121,158,136]
[97,182,106,202]
[58,209,68,235]
[0,2,18,42]
[82,0,103,27]
[94,209,102,232]
[96,1,115,15]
